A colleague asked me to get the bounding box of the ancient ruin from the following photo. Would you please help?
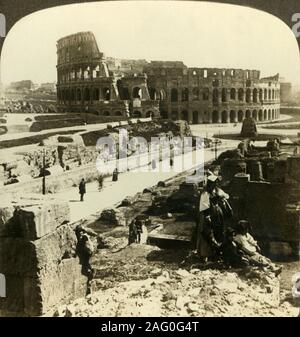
[57,32,280,123]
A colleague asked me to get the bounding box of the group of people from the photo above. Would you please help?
[195,172,281,274]
[78,168,119,201]
[128,218,144,245]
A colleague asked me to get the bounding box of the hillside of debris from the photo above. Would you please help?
[49,243,298,317]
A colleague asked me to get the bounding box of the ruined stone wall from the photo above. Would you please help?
[0,197,87,316]
[56,32,158,118]
[230,176,300,259]
[144,64,280,124]
[1,162,99,196]
[57,32,280,123]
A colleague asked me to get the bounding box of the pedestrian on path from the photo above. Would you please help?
[112,168,119,182]
[79,178,86,201]
[97,175,104,191]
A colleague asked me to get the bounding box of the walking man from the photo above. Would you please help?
[79,178,86,201]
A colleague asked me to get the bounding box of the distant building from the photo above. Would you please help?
[8,80,34,92]
[280,81,292,103]
[39,82,56,93]
[56,31,280,123]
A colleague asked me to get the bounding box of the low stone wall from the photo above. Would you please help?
[0,196,87,316]
[1,163,100,195]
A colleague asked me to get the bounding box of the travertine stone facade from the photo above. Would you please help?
[57,32,280,123]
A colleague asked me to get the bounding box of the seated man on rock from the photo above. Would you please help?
[233,220,282,275]
[222,227,249,268]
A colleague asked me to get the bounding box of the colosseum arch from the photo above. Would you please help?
[264,109,267,120]
[84,88,90,101]
[230,110,236,123]
[252,110,258,121]
[76,88,82,102]
[171,110,178,120]
[70,89,75,101]
[160,110,168,119]
[182,88,189,101]
[253,89,258,103]
[65,88,70,101]
[246,89,251,103]
[212,79,219,87]
[192,88,199,101]
[133,110,142,118]
[202,88,209,101]
[159,89,166,100]
[93,88,99,101]
[222,88,227,102]
[212,89,219,104]
[121,87,130,100]
[259,89,263,102]
[212,110,219,123]
[268,109,271,120]
[103,87,111,100]
[171,88,178,102]
[192,111,199,124]
[148,87,156,100]
[132,87,142,99]
[61,89,66,101]
[245,110,251,118]
[238,110,244,122]
[181,110,189,121]
[258,110,263,121]
[238,88,244,101]
[230,88,236,100]
[221,110,228,123]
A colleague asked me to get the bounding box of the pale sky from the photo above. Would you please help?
[1,1,300,85]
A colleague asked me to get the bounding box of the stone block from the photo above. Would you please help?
[0,275,25,316]
[0,238,36,275]
[0,223,87,316]
[100,208,127,226]
[0,198,70,240]
[34,224,77,269]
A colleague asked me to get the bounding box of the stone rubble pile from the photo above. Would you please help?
[50,265,297,317]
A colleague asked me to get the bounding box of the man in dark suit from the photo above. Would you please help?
[79,178,86,201]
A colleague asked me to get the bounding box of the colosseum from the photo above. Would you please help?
[57,31,280,123]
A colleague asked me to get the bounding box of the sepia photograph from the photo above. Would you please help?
[0,0,299,320]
